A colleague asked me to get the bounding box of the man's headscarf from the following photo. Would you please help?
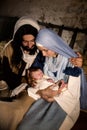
[13,16,40,38]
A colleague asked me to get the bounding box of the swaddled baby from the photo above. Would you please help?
[27,67,68,100]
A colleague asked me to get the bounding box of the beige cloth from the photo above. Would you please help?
[59,102,80,130]
[1,40,19,74]
[13,16,40,38]
[54,76,80,114]
[0,91,35,130]
[57,76,80,130]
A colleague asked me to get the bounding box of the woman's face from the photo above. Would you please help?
[37,46,58,57]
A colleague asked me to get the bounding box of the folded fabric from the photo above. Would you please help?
[63,67,82,77]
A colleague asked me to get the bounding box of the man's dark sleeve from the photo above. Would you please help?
[31,51,45,71]
[2,56,26,90]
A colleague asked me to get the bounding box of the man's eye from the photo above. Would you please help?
[44,50,48,52]
[31,39,35,42]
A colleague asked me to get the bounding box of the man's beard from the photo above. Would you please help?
[22,45,37,55]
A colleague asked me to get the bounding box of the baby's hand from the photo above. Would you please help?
[58,80,68,94]
[47,78,55,83]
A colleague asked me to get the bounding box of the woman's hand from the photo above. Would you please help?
[69,52,83,67]
[36,84,58,102]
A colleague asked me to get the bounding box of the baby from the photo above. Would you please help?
[27,67,68,100]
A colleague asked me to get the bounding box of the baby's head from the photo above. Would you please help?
[27,67,44,87]
[27,67,44,80]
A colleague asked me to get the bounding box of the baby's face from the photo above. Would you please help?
[32,69,44,80]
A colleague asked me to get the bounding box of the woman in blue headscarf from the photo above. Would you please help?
[17,29,86,130]
[35,28,87,109]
